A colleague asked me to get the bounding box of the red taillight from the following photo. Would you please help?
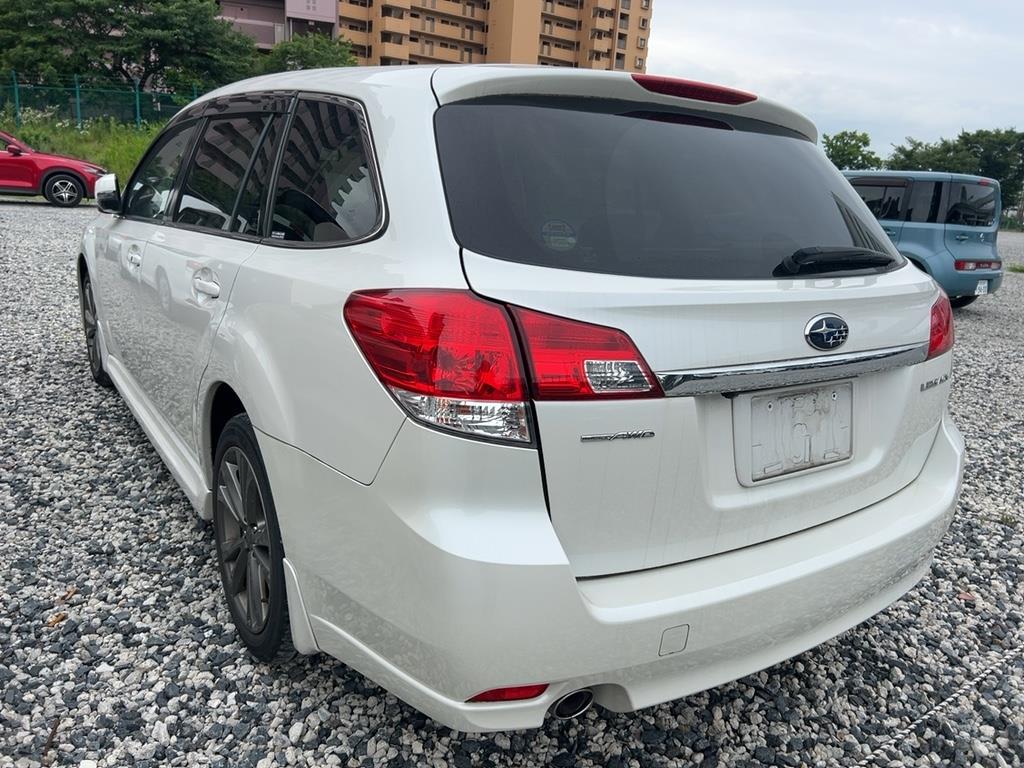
[632,73,757,105]
[511,307,662,400]
[928,293,954,359]
[955,260,1001,271]
[344,290,530,442]
[469,684,548,703]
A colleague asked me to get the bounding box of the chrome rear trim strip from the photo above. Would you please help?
[656,342,929,397]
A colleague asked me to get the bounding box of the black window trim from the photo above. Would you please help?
[115,89,389,250]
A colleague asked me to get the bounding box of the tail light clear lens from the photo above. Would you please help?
[927,293,954,359]
[343,290,531,443]
[510,307,662,400]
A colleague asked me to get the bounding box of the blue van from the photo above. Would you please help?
[843,170,1002,307]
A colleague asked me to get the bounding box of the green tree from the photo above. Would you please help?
[822,130,882,170]
[888,129,1024,210]
[0,0,257,91]
[256,33,357,74]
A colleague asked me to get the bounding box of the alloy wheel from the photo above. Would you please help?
[81,277,101,375]
[216,447,272,633]
[52,178,79,204]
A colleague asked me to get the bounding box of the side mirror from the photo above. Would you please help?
[95,173,121,214]
[7,144,22,156]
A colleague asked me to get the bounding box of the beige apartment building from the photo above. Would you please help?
[220,0,653,72]
[340,0,653,71]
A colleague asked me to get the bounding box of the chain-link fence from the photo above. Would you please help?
[0,71,200,128]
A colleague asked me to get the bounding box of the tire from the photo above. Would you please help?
[213,414,295,662]
[79,270,114,388]
[44,173,84,207]
[950,295,978,309]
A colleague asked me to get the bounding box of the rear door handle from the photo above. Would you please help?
[955,234,969,241]
[192,276,221,298]
[127,246,142,267]
[883,228,897,237]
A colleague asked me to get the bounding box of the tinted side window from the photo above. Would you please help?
[269,99,380,244]
[175,115,269,231]
[853,184,885,219]
[878,186,903,220]
[904,181,943,223]
[946,182,998,227]
[233,116,286,237]
[125,122,198,220]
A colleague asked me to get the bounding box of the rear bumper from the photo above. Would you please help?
[261,412,964,732]
[930,260,1003,297]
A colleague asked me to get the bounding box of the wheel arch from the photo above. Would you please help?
[41,167,88,196]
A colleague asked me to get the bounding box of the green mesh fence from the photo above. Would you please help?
[0,72,199,128]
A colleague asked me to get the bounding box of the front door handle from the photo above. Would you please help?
[883,228,897,237]
[127,246,142,267]
[955,234,969,242]
[192,275,221,298]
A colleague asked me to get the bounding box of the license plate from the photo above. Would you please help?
[749,382,853,482]
[974,280,989,295]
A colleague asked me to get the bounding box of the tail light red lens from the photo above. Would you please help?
[344,290,662,442]
[468,684,548,703]
[954,260,1001,271]
[927,293,954,359]
[511,307,662,400]
[632,73,757,105]
[344,290,530,442]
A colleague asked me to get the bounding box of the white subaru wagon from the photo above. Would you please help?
[78,66,965,731]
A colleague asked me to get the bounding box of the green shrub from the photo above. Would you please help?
[0,107,162,182]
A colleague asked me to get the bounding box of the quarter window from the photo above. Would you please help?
[125,122,198,220]
[268,98,381,244]
[945,182,997,227]
[174,115,270,231]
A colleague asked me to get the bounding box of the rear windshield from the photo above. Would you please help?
[435,98,897,280]
[946,182,998,227]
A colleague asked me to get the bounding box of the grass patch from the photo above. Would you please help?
[1008,264,1024,274]
[1,109,163,182]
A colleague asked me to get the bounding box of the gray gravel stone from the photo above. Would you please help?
[1,200,1023,766]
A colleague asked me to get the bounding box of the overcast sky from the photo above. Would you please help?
[646,1,1024,157]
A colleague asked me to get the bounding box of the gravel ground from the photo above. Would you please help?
[1,200,1022,768]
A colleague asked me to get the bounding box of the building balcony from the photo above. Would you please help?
[377,40,409,60]
[539,44,577,64]
[413,0,483,20]
[339,1,372,21]
[378,13,410,34]
[226,17,286,49]
[340,27,369,46]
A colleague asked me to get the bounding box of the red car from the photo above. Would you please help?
[0,130,107,207]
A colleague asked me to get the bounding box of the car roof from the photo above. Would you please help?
[192,65,818,141]
[843,169,999,186]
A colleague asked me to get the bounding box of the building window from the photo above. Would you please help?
[641,0,650,7]
[619,14,629,29]
[621,0,631,8]
[637,36,646,48]
[615,52,625,69]
[639,16,648,28]
[635,56,644,68]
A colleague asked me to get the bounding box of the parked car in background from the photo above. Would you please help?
[78,66,964,731]
[0,130,106,207]
[844,170,1003,307]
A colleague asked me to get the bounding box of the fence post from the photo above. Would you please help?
[133,78,141,129]
[10,70,20,128]
[74,75,82,129]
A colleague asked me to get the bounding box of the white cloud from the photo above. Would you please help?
[647,1,1024,154]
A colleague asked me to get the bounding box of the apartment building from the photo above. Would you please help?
[221,0,653,71]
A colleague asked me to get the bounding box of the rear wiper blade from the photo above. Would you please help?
[773,246,898,277]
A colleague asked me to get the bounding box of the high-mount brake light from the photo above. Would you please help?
[343,290,531,443]
[511,307,662,400]
[927,293,955,360]
[632,74,757,105]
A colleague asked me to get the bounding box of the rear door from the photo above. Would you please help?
[945,178,1001,266]
[0,136,36,191]
[136,99,289,454]
[436,96,944,577]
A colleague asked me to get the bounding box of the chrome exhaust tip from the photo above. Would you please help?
[551,689,594,720]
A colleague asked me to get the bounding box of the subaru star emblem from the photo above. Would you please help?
[804,314,849,351]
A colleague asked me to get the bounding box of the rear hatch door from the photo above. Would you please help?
[434,85,945,578]
[945,178,1001,289]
